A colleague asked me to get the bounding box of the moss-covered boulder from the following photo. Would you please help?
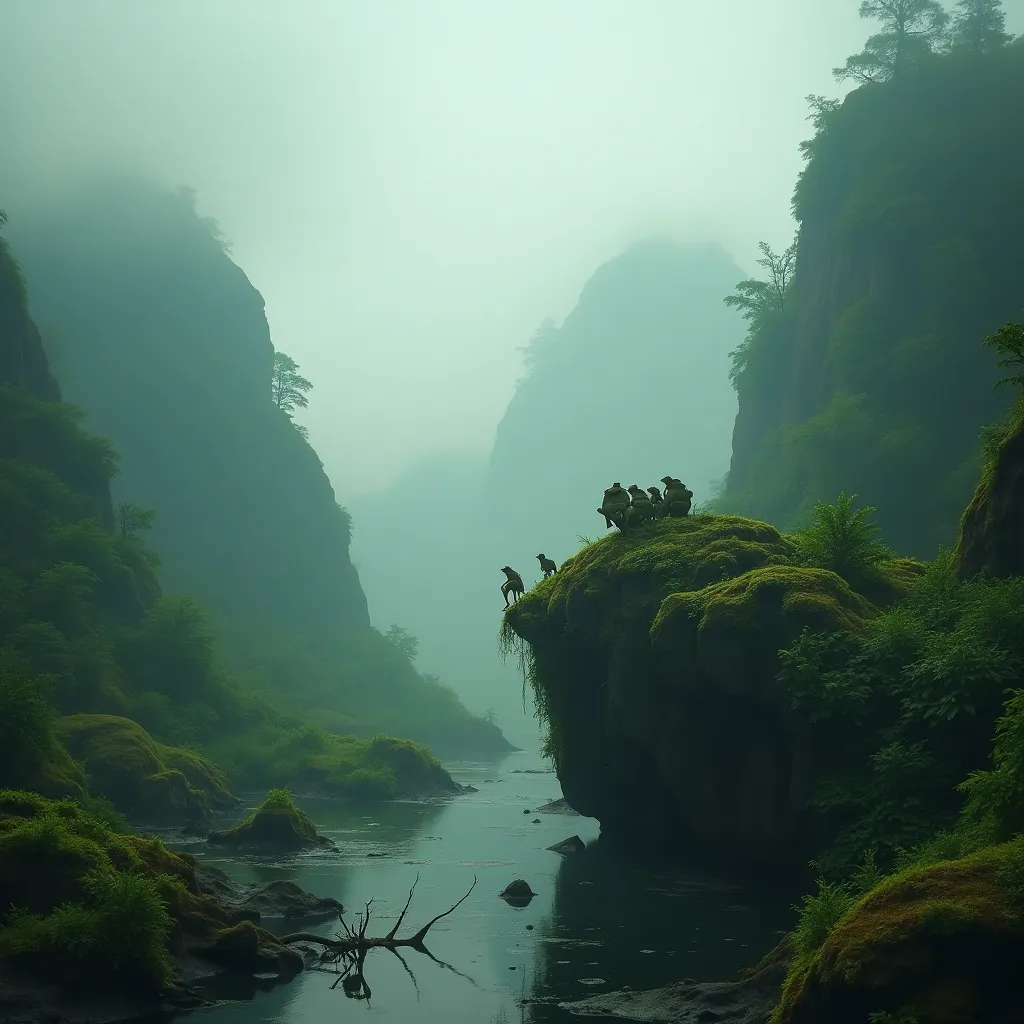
[56,714,235,825]
[502,515,899,869]
[955,401,1024,581]
[207,789,334,853]
[0,789,304,1013]
[776,839,1024,1024]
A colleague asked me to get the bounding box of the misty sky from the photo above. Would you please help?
[5,1,1022,495]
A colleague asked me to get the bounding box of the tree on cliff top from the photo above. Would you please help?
[950,0,1013,55]
[723,239,797,388]
[271,352,312,414]
[834,0,949,84]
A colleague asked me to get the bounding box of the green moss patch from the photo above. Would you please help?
[208,788,332,853]
[653,565,876,696]
[0,789,304,996]
[775,838,1024,1024]
[210,724,458,801]
[56,714,234,824]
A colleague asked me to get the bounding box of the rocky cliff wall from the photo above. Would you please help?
[9,180,368,640]
[725,45,1024,556]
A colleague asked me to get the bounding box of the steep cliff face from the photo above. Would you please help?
[9,181,368,640]
[955,400,1024,580]
[502,516,911,870]
[725,44,1024,556]
[0,229,58,402]
[486,240,744,564]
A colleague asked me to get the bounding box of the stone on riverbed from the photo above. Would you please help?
[500,879,538,906]
[547,835,585,856]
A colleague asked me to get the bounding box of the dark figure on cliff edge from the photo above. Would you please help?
[536,554,558,578]
[657,476,693,518]
[647,486,664,506]
[501,566,525,607]
[598,481,630,530]
[626,484,655,527]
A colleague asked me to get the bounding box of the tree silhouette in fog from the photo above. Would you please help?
[834,0,949,83]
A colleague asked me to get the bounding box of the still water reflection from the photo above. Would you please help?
[174,750,796,1023]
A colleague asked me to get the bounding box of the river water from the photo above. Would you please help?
[174,750,796,1024]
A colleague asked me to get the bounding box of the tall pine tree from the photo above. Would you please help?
[834,0,949,83]
[950,0,1012,55]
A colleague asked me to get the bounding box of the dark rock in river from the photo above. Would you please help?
[196,866,343,923]
[500,879,538,905]
[547,835,586,856]
[561,936,791,1023]
[537,796,581,815]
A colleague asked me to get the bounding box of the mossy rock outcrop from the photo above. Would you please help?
[776,839,1024,1024]
[955,402,1024,581]
[0,789,305,1015]
[56,714,235,825]
[502,515,907,869]
[207,789,334,854]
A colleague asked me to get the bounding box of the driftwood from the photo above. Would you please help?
[280,874,478,999]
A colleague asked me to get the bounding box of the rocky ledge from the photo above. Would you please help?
[502,515,921,871]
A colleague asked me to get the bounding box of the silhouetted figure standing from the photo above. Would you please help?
[501,566,525,607]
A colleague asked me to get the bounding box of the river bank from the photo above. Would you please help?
[162,750,797,1023]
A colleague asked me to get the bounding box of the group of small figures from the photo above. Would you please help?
[598,476,693,531]
[499,475,693,608]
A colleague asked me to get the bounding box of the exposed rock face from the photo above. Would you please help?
[196,868,343,924]
[8,180,368,642]
[955,407,1024,580]
[724,48,1024,556]
[503,516,896,871]
[0,234,59,401]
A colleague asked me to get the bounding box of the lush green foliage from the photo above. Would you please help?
[794,492,892,587]
[0,790,177,990]
[778,553,1024,874]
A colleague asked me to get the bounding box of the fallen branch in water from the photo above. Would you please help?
[280,874,478,999]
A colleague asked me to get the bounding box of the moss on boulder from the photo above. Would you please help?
[955,400,1024,581]
[56,714,234,825]
[207,789,333,853]
[652,565,875,700]
[501,515,898,868]
[775,838,1024,1024]
[0,789,304,1004]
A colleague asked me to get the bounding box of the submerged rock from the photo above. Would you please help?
[207,789,334,853]
[547,835,586,856]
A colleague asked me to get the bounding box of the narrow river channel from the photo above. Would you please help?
[172,749,796,1023]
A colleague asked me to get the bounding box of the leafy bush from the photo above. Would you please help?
[795,492,890,586]
[0,791,175,991]
[791,877,855,955]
